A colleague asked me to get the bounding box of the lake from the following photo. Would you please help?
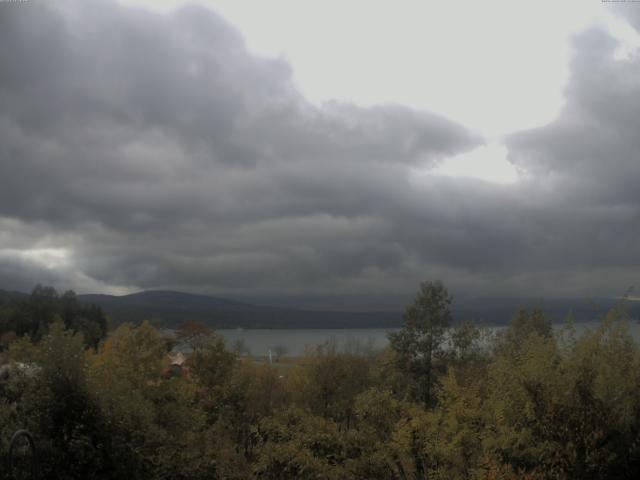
[216,328,397,356]
[216,319,640,356]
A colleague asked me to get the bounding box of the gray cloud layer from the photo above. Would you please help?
[1,0,639,304]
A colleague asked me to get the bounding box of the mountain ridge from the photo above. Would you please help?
[2,288,638,329]
[77,290,401,328]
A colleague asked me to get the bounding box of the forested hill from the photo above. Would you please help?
[0,289,27,303]
[2,288,638,329]
[77,290,401,328]
[79,290,640,328]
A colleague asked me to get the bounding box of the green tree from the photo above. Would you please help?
[451,320,482,362]
[0,286,107,348]
[389,280,452,407]
[189,334,236,404]
[15,321,110,479]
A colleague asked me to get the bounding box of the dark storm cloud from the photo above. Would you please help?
[0,255,60,294]
[504,25,640,293]
[1,0,639,302]
[0,0,482,298]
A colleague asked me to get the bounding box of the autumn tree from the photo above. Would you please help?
[176,320,215,352]
[89,321,218,479]
[497,307,552,355]
[292,340,370,428]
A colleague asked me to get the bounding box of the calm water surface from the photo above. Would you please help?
[217,328,397,356]
[216,320,640,356]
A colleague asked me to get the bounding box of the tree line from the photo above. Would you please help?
[0,281,639,479]
[0,285,107,351]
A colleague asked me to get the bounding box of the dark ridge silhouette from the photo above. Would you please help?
[77,290,402,328]
[2,289,637,329]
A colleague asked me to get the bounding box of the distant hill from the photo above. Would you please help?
[2,288,638,329]
[453,296,640,325]
[78,290,401,329]
[78,291,640,328]
[0,289,28,303]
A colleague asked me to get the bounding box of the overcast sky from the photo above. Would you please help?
[1,0,640,305]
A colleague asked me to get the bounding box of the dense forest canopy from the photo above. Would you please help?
[0,285,108,351]
[1,282,640,479]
